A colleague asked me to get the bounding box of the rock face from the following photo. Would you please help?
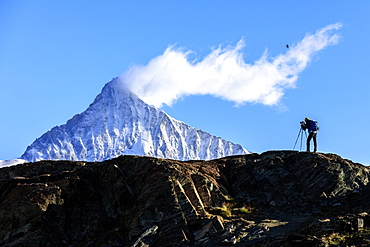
[1,151,370,246]
[21,78,248,162]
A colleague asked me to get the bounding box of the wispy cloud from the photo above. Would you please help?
[119,23,342,107]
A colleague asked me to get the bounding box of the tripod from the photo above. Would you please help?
[293,128,307,151]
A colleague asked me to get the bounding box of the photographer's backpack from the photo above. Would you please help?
[309,120,319,131]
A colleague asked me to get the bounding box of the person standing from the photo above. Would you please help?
[301,117,319,152]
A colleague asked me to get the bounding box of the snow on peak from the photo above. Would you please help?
[21,78,249,162]
[0,159,26,168]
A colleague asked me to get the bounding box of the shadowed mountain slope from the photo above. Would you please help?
[1,151,370,246]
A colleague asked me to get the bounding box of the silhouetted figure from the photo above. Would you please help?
[286,44,289,48]
[301,117,319,152]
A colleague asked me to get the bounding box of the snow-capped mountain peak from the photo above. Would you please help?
[21,78,249,162]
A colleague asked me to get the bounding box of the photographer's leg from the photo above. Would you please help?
[307,132,313,152]
[313,132,317,152]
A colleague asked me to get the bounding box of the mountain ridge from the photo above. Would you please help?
[1,151,370,246]
[21,78,248,162]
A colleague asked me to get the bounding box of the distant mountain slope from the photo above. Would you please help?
[21,78,248,162]
[0,159,26,168]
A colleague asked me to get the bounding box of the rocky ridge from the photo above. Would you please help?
[1,151,370,246]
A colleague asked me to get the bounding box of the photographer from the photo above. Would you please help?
[301,117,319,152]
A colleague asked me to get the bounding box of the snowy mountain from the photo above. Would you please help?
[21,78,249,162]
[0,159,26,168]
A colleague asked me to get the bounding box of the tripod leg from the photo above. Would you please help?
[305,130,308,152]
[293,128,302,150]
[300,128,304,151]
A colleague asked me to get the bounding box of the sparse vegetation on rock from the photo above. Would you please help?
[0,151,370,246]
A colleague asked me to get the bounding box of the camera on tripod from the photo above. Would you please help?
[294,121,308,151]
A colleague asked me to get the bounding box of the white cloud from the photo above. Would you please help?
[119,23,342,108]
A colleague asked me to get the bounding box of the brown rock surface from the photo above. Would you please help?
[1,151,370,246]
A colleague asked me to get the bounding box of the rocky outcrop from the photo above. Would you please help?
[222,151,370,213]
[1,151,370,246]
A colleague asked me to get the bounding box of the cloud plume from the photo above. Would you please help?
[119,23,342,107]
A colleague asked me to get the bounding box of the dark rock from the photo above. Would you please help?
[0,151,370,246]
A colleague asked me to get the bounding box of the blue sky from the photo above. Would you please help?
[1,1,370,164]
